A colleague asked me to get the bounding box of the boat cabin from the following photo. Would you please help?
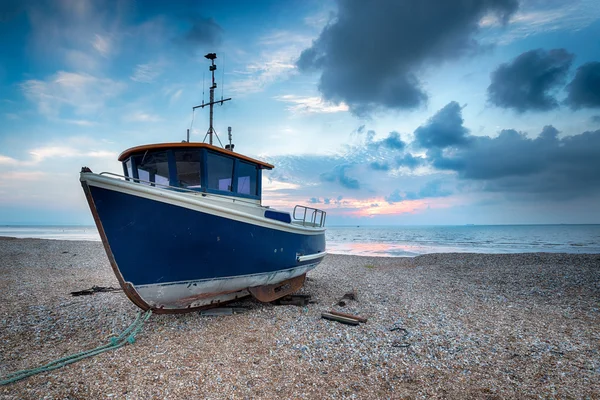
[118,142,274,202]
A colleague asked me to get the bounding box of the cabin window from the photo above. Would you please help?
[132,151,170,186]
[174,150,202,189]
[206,151,234,192]
[125,159,133,179]
[236,161,258,196]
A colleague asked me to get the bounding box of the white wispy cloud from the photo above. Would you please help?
[131,62,163,83]
[21,71,125,117]
[0,155,20,166]
[275,95,349,114]
[123,112,162,123]
[230,30,314,95]
[481,1,600,43]
[29,145,116,163]
[92,33,111,57]
[0,171,48,182]
[64,49,99,70]
[63,118,96,126]
[170,89,183,103]
[0,137,117,167]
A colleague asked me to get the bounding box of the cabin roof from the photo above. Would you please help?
[118,142,274,169]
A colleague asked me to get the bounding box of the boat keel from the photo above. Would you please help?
[248,274,306,302]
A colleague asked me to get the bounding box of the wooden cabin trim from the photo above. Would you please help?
[118,142,274,169]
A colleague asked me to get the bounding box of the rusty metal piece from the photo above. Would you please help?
[274,294,311,306]
[328,310,367,323]
[249,274,306,302]
[321,312,360,326]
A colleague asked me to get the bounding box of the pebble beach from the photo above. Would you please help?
[1,237,599,399]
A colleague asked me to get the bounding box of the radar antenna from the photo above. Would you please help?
[192,53,232,146]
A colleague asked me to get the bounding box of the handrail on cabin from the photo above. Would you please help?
[292,205,326,228]
[96,172,261,207]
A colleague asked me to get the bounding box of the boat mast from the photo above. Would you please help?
[193,53,231,145]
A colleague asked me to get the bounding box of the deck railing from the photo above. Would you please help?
[292,205,326,228]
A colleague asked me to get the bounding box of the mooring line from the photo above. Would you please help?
[0,309,152,386]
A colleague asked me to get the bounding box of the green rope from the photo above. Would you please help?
[0,309,152,386]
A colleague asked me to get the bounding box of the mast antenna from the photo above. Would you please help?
[192,53,232,146]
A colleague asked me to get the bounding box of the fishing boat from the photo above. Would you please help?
[80,53,327,313]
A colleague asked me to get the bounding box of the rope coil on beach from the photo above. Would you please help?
[0,309,152,386]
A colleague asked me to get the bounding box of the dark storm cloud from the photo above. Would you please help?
[566,62,600,109]
[415,102,600,198]
[320,164,361,189]
[297,0,518,115]
[487,49,574,112]
[385,180,452,204]
[414,101,470,149]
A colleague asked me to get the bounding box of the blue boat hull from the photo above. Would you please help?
[81,176,326,312]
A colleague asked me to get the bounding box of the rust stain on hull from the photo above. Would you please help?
[248,274,306,302]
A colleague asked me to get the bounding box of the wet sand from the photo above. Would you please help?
[1,238,599,399]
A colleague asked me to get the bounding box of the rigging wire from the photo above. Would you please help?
[221,54,224,99]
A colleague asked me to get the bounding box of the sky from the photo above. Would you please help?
[1,0,599,226]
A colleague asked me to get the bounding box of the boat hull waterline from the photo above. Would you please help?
[81,173,326,313]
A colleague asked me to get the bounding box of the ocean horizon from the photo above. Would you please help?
[2,224,599,257]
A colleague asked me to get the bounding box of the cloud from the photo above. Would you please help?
[0,137,117,167]
[385,180,452,203]
[370,161,390,171]
[414,102,600,199]
[308,197,321,204]
[414,101,470,149]
[592,115,600,124]
[231,31,314,95]
[487,48,574,112]
[365,131,407,152]
[565,62,600,109]
[320,164,360,189]
[0,155,20,166]
[29,145,116,163]
[131,62,163,83]
[395,154,426,169]
[170,89,183,103]
[297,0,518,115]
[122,112,162,123]
[275,95,348,114]
[17,0,126,69]
[21,71,125,117]
[487,1,600,44]
[92,33,111,57]
[377,131,405,150]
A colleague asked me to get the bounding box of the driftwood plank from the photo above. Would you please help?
[321,312,360,325]
[328,310,367,323]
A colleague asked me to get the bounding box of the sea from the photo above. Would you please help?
[1,224,599,257]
